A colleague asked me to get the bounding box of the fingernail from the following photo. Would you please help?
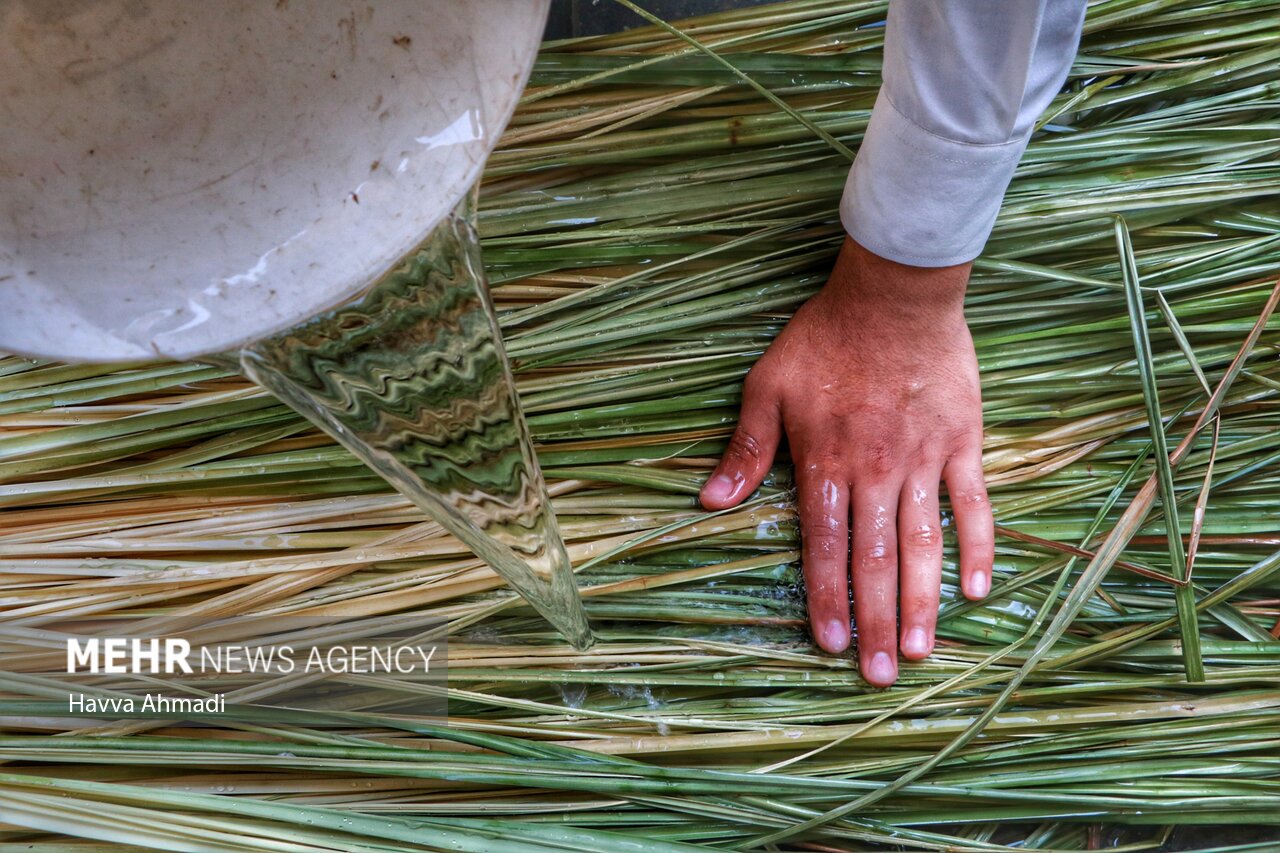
[820,619,849,653]
[868,651,896,686]
[702,473,736,504]
[971,572,990,598]
[903,627,930,658]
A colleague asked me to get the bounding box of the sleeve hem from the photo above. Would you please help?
[839,90,1030,268]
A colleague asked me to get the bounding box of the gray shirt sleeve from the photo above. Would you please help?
[839,0,1087,267]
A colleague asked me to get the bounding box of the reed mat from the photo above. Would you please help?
[0,1,1278,850]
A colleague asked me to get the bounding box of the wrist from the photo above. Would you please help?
[821,237,970,330]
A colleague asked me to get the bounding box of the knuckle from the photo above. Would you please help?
[799,452,841,474]
[942,413,978,439]
[725,430,766,466]
[858,439,900,478]
[905,590,938,615]
[797,462,846,492]
[952,489,991,512]
[903,523,942,549]
[804,517,847,550]
[854,542,895,573]
[806,511,845,535]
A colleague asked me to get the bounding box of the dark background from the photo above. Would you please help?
[536,3,1280,851]
[544,0,773,39]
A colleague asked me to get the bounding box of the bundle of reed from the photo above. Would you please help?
[0,0,1278,849]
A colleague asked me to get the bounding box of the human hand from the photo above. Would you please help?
[700,237,993,687]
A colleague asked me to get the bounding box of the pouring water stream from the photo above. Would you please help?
[235,192,593,649]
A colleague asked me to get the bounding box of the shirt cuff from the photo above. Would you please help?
[839,89,1030,268]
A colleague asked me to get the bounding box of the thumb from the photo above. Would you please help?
[701,380,781,510]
